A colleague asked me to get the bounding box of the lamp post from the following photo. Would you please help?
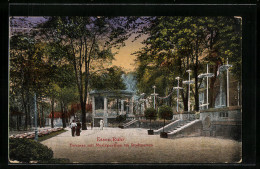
[173,77,183,113]
[219,59,232,107]
[34,93,38,141]
[237,82,240,106]
[183,70,194,112]
[198,64,214,109]
[126,104,129,117]
[151,86,158,109]
[140,93,145,115]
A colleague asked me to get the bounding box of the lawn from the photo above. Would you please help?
[38,129,67,142]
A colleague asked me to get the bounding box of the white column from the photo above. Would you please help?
[177,78,180,112]
[142,102,145,115]
[206,64,209,109]
[130,96,134,115]
[121,100,124,114]
[237,82,240,106]
[153,87,156,108]
[104,96,108,127]
[188,72,191,112]
[219,73,222,107]
[92,96,95,127]
[227,60,230,107]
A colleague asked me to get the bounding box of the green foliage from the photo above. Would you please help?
[115,115,126,123]
[9,138,53,163]
[39,158,70,163]
[38,17,139,129]
[158,105,173,120]
[135,16,242,110]
[90,66,126,91]
[144,108,157,120]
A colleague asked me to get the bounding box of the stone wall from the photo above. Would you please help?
[168,120,203,138]
[200,106,242,140]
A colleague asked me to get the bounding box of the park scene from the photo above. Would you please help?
[9,16,242,163]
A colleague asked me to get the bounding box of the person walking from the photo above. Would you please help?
[91,121,93,130]
[70,120,77,137]
[76,120,81,136]
[99,119,104,130]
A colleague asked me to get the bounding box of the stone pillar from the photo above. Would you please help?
[130,96,134,115]
[121,100,124,114]
[219,73,223,107]
[141,103,145,115]
[92,96,95,127]
[104,96,108,127]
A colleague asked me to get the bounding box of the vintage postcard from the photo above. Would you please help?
[7,3,254,165]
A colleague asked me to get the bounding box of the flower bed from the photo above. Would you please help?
[9,127,63,139]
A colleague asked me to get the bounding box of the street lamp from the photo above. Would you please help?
[151,86,158,109]
[219,58,232,107]
[237,82,240,106]
[34,93,38,141]
[198,64,214,109]
[173,77,183,113]
[140,93,146,115]
[183,70,194,112]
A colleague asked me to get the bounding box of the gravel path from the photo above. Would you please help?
[41,127,242,163]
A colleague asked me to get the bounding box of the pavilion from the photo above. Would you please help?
[89,90,135,127]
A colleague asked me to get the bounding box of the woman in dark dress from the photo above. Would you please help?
[76,121,81,136]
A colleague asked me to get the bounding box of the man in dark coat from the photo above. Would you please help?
[76,120,82,136]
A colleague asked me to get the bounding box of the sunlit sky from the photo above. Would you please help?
[112,34,145,72]
[10,16,146,73]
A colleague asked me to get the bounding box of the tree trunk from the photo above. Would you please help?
[51,98,55,128]
[116,99,119,115]
[81,101,87,130]
[16,115,20,131]
[60,101,66,128]
[194,35,200,111]
[209,75,217,108]
[41,105,45,128]
[181,88,188,111]
[194,62,199,111]
[21,90,28,130]
[39,103,42,128]
[150,118,151,130]
[26,89,31,128]
[163,118,165,132]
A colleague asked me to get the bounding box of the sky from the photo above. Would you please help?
[10,16,146,73]
[112,34,146,72]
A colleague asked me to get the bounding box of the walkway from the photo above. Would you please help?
[41,127,241,163]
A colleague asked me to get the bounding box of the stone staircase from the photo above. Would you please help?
[154,119,182,134]
[122,119,139,128]
[154,119,202,138]
[168,119,202,138]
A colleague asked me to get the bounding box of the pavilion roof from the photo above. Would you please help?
[89,90,134,97]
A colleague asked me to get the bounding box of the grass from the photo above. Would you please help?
[39,158,70,163]
[38,129,67,142]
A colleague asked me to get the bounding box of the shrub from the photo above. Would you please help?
[116,115,126,123]
[144,107,157,120]
[9,138,53,163]
[158,105,173,132]
[144,107,157,130]
[158,105,173,120]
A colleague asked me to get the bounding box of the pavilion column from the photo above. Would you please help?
[141,103,145,115]
[92,96,95,127]
[121,100,124,114]
[130,96,134,115]
[104,96,108,127]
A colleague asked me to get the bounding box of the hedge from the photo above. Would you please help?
[9,138,53,163]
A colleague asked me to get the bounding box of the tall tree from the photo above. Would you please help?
[39,16,137,129]
[134,16,241,111]
[89,66,126,91]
